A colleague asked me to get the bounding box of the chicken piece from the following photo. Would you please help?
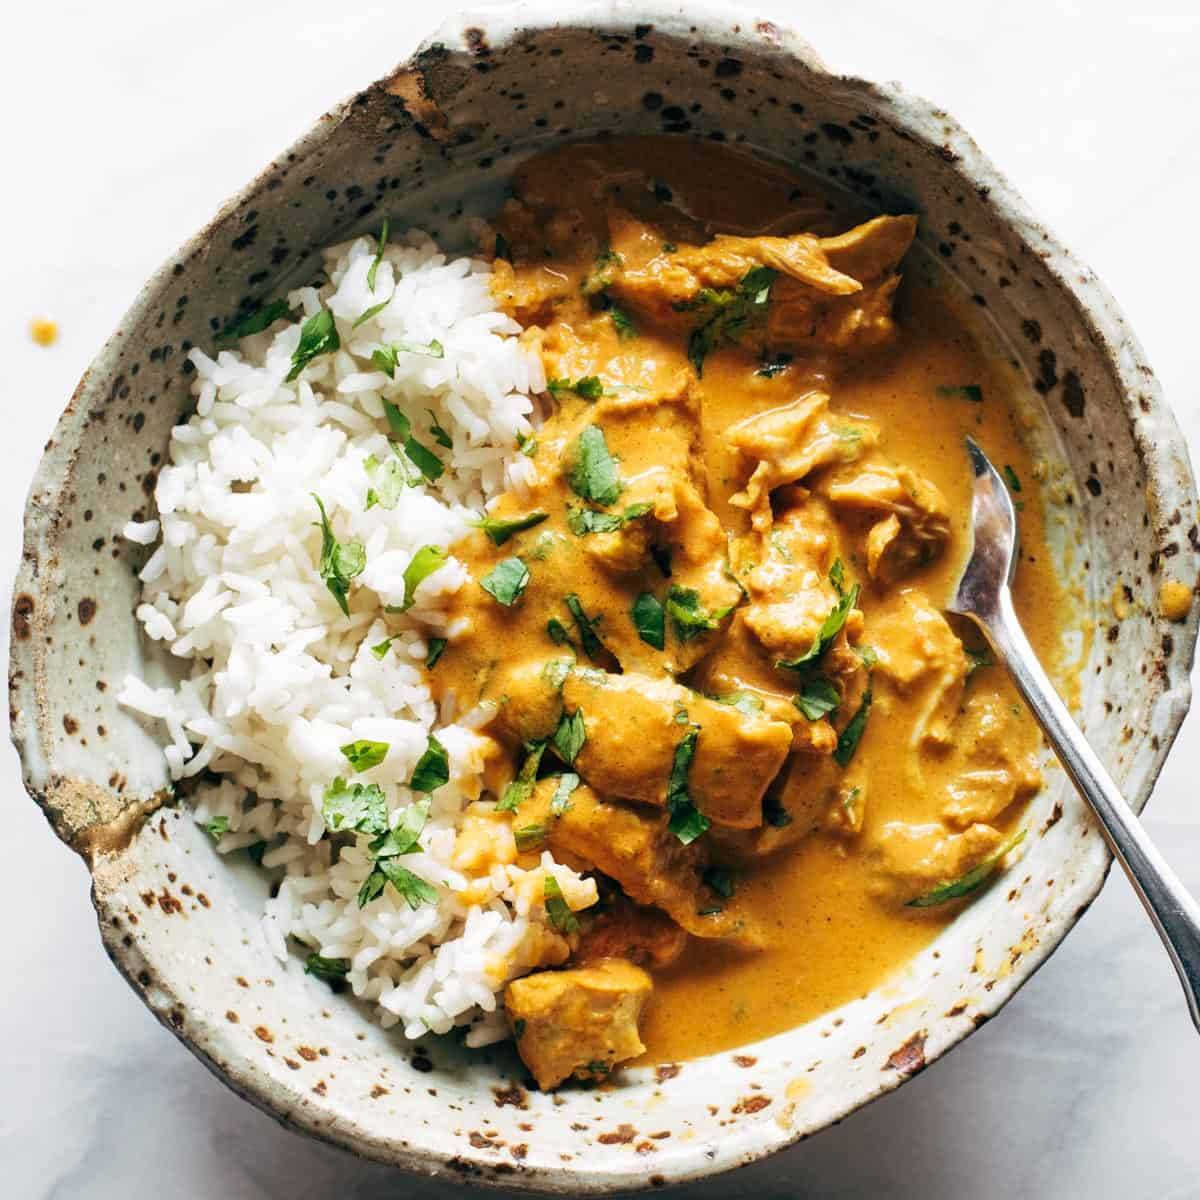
[941,693,1043,828]
[561,671,793,828]
[869,592,968,750]
[728,391,876,524]
[870,820,1006,906]
[520,779,763,945]
[605,210,916,360]
[505,959,652,1090]
[574,894,688,969]
[819,460,951,582]
[487,657,571,745]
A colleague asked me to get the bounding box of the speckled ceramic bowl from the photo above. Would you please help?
[11,3,1199,1192]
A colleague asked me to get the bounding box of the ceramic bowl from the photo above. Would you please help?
[11,3,1199,1192]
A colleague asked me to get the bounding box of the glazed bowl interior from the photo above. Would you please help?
[11,6,1198,1193]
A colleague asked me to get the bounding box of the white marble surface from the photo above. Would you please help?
[3,1,1200,1196]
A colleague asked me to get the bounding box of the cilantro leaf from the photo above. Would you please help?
[403,438,444,482]
[665,585,732,642]
[322,777,389,835]
[907,829,1026,908]
[686,266,777,376]
[550,772,580,815]
[833,688,873,767]
[609,304,637,339]
[371,638,393,660]
[581,248,622,295]
[543,874,579,933]
[552,709,586,765]
[516,431,538,458]
[498,741,548,812]
[776,561,859,670]
[566,501,652,536]
[1003,464,1022,493]
[382,398,412,440]
[564,594,608,662]
[304,953,351,980]
[547,376,605,401]
[546,617,574,649]
[935,384,984,403]
[666,729,709,844]
[352,297,391,329]
[364,453,419,510]
[427,411,453,449]
[368,796,430,858]
[312,495,365,616]
[287,309,340,381]
[366,218,390,292]
[409,735,449,793]
[481,556,531,606]
[472,510,549,546]
[709,691,765,716]
[702,865,735,899]
[514,824,547,852]
[400,544,448,611]
[568,426,622,506]
[374,858,439,909]
[372,339,444,376]
[794,678,840,722]
[217,299,293,343]
[202,815,229,841]
[425,638,447,668]
[339,739,389,773]
[631,592,665,650]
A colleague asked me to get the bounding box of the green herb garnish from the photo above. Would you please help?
[514,824,547,852]
[581,248,621,296]
[516,431,538,458]
[366,218,390,292]
[631,592,665,651]
[965,645,993,678]
[304,954,351,981]
[776,560,858,670]
[794,678,840,722]
[312,495,365,616]
[1003,464,1022,493]
[568,425,623,506]
[936,384,984,403]
[340,739,389,773]
[352,297,391,329]
[666,729,709,844]
[427,411,453,449]
[364,453,419,510]
[548,376,604,401]
[547,617,574,648]
[665,585,732,642]
[481,556,531,606]
[609,304,637,339]
[550,772,580,815]
[709,691,765,716]
[217,299,292,343]
[686,266,777,376]
[564,594,607,661]
[498,741,547,812]
[409,735,449,793]
[288,309,340,381]
[202,815,229,841]
[368,796,431,859]
[552,709,586,765]
[371,638,394,660]
[425,638,447,668]
[543,874,579,933]
[322,777,388,835]
[400,544,448,611]
[703,865,735,899]
[472,510,549,546]
[907,830,1027,908]
[359,857,439,910]
[372,340,445,376]
[833,688,872,767]
[566,501,651,536]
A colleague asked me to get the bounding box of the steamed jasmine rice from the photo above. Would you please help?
[119,228,598,1046]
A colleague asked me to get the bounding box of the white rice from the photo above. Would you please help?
[120,230,596,1044]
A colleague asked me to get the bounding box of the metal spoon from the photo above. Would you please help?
[948,437,1200,1032]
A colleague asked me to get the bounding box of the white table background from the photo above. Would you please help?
[4,2,1200,1196]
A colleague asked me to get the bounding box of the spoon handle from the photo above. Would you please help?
[976,589,1200,1032]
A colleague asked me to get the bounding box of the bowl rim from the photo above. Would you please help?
[10,1,1199,1192]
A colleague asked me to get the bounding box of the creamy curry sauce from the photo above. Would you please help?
[434,137,1064,1083]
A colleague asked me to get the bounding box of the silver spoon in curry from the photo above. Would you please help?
[950,438,1200,1032]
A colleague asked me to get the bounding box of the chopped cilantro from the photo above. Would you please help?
[340,739,389,772]
[665,585,732,642]
[498,741,547,812]
[581,248,621,296]
[564,594,608,661]
[352,297,391,329]
[322,777,388,835]
[631,592,665,650]
[366,218,390,292]
[427,411,453,449]
[371,638,393,660]
[703,865,735,899]
[543,874,579,933]
[547,376,604,401]
[514,824,547,852]
[368,797,430,859]
[686,266,777,376]
[371,339,445,376]
[202,815,229,841]
[550,772,580,815]
[400,544,448,611]
[1003,464,1022,493]
[472,510,549,546]
[709,691,765,716]
[566,501,651,536]
[217,299,293,343]
[516,430,538,458]
[481,556,531,606]
[552,709,586,765]
[833,688,873,767]
[425,638,447,668]
[287,309,340,381]
[568,425,623,506]
[936,384,984,403]
[361,857,439,910]
[304,954,351,981]
[364,453,419,510]
[609,304,637,339]
[776,560,858,670]
[666,729,709,844]
[794,678,840,722]
[312,495,365,616]
[409,735,449,793]
[403,438,444,482]
[907,830,1026,908]
[546,617,575,649]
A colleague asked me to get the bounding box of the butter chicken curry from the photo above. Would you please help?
[435,138,1061,1089]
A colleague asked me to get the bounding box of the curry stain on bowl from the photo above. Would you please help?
[9,3,1199,1193]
